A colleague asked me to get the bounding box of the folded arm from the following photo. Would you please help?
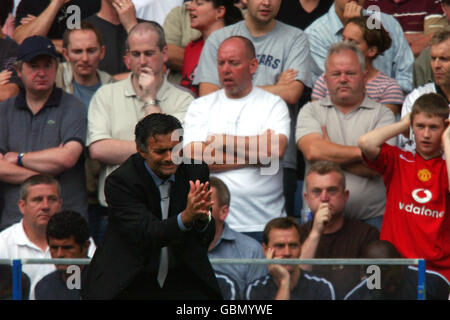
[0,155,39,184]
[13,0,67,44]
[4,141,84,176]
[298,133,362,164]
[184,130,288,173]
[89,139,137,166]
[259,80,304,105]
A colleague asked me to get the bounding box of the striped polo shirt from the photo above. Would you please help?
[312,71,405,106]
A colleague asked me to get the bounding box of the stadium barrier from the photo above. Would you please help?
[0,258,426,300]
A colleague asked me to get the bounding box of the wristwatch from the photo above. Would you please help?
[17,152,25,166]
[143,99,160,107]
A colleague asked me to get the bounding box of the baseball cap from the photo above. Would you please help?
[17,36,58,62]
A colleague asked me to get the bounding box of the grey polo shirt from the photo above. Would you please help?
[0,86,88,230]
[295,95,396,221]
[208,223,267,296]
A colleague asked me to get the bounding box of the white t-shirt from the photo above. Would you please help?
[0,220,96,299]
[183,87,290,232]
[133,0,182,26]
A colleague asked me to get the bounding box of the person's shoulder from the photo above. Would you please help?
[274,20,306,36]
[301,98,326,112]
[343,278,369,300]
[228,227,262,250]
[98,69,114,85]
[83,14,102,24]
[343,218,380,237]
[246,274,271,288]
[36,269,60,286]
[108,153,142,180]
[306,9,330,29]
[361,96,395,117]
[378,10,405,32]
[59,89,85,107]
[0,222,21,240]
[253,87,285,103]
[407,266,450,287]
[165,80,195,100]
[244,274,272,299]
[373,72,401,85]
[301,270,336,297]
[214,270,241,300]
[191,89,222,104]
[0,92,19,109]
[208,21,245,41]
[92,78,127,98]
[407,82,436,98]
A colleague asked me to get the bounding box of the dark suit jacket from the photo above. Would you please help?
[81,153,222,300]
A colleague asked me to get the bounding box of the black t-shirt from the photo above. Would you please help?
[35,270,82,300]
[345,266,450,300]
[277,0,333,30]
[15,0,101,39]
[83,15,147,75]
[83,14,129,75]
[215,271,240,300]
[299,218,380,299]
[245,272,335,300]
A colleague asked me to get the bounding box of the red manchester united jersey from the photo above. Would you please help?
[364,144,450,281]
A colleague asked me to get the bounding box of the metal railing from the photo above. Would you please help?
[0,258,426,300]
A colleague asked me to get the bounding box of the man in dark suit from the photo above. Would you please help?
[81,113,222,300]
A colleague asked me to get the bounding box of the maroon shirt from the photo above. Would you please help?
[364,0,443,33]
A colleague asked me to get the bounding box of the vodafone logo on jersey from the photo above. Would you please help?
[398,189,444,219]
[411,189,432,203]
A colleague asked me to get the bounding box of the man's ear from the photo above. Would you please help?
[249,57,258,75]
[219,205,229,221]
[124,50,131,70]
[136,145,146,158]
[18,199,26,216]
[99,45,106,61]
[162,45,169,64]
[62,48,70,62]
[262,242,268,256]
[344,189,350,203]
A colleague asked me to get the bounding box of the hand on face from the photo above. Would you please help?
[313,202,331,234]
[266,247,291,283]
[139,67,158,98]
